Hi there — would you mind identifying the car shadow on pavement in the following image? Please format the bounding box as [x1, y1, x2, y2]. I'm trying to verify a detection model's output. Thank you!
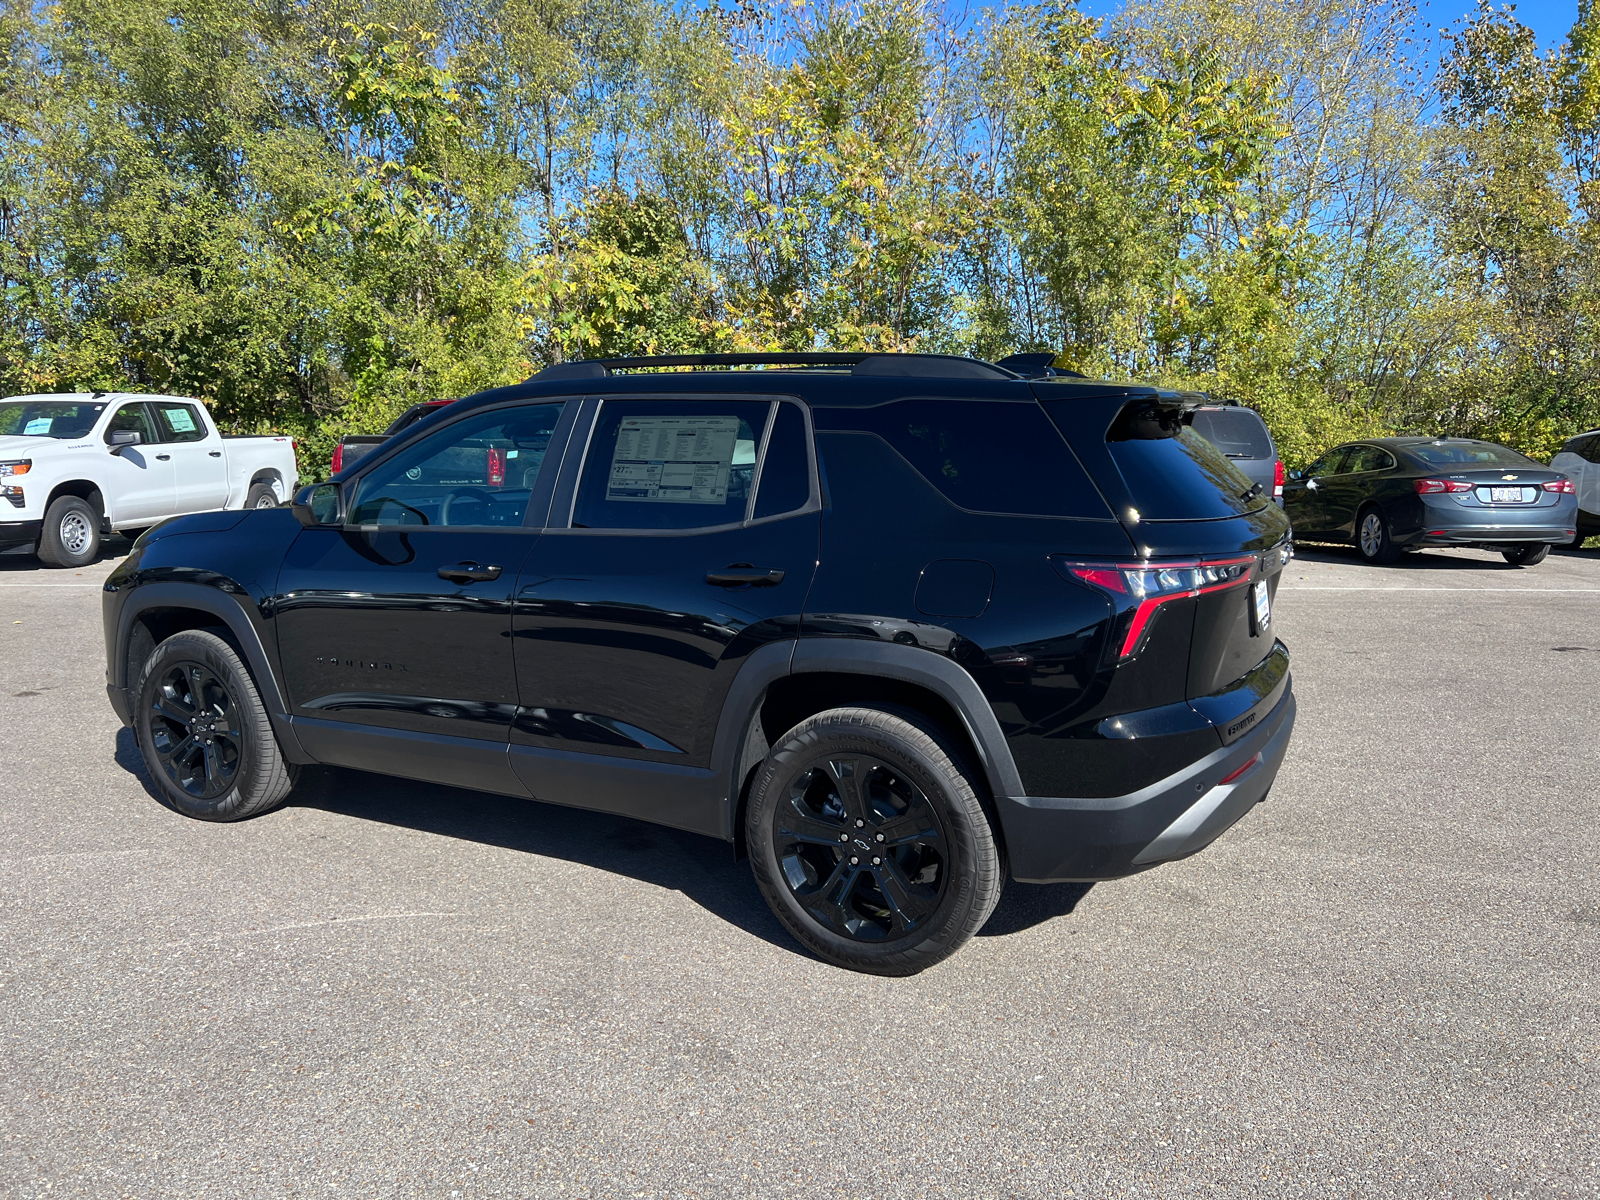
[1292, 544, 1586, 569]
[114, 729, 1091, 949]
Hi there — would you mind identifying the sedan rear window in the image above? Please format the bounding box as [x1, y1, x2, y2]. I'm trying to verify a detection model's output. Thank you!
[1407, 441, 1536, 467]
[1188, 408, 1273, 459]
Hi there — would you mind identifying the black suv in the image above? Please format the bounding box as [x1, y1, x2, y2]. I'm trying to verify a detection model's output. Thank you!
[102, 353, 1297, 975]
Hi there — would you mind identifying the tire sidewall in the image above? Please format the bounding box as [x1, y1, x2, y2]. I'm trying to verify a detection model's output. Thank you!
[136, 632, 268, 821]
[41, 496, 100, 568]
[747, 709, 995, 974]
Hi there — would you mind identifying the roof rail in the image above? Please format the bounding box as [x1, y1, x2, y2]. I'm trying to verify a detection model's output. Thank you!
[530, 352, 1015, 381]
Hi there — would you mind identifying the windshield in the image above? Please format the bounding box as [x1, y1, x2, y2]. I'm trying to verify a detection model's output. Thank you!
[1406, 441, 1536, 467]
[0, 399, 107, 439]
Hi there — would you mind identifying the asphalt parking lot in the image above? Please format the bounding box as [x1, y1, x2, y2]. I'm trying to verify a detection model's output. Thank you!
[1, 541, 1596, 1198]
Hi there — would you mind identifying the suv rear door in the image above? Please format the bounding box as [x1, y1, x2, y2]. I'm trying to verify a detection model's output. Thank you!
[508, 396, 820, 831]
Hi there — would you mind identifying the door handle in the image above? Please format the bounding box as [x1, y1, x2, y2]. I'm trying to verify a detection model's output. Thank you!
[208, 451, 221, 457]
[155, 453, 171, 461]
[1307, 479, 1319, 490]
[438, 562, 503, 583]
[705, 566, 785, 588]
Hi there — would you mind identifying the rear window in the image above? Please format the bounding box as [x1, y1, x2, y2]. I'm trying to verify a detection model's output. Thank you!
[1406, 441, 1536, 467]
[818, 398, 1108, 518]
[1099, 425, 1265, 520]
[1188, 408, 1273, 459]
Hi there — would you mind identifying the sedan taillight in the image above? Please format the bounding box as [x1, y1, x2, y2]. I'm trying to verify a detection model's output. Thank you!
[1273, 460, 1285, 499]
[1543, 477, 1576, 494]
[1414, 478, 1473, 494]
[1054, 555, 1256, 660]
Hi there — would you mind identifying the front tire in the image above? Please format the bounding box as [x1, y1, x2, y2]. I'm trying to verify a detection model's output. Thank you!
[135, 630, 299, 821]
[746, 706, 1003, 976]
[1356, 506, 1401, 564]
[37, 495, 101, 568]
[1502, 543, 1550, 566]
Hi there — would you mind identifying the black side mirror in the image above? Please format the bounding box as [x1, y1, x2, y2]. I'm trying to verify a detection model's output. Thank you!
[292, 482, 343, 528]
[1288, 469, 1303, 481]
[108, 429, 142, 455]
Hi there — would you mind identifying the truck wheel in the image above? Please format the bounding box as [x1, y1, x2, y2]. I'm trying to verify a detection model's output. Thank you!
[245, 482, 279, 509]
[37, 495, 101, 568]
[135, 630, 299, 821]
[746, 706, 1003, 976]
[1502, 543, 1550, 566]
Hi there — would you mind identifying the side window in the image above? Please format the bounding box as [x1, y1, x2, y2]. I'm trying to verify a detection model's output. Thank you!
[347, 402, 565, 527]
[571, 400, 772, 531]
[152, 402, 208, 444]
[103, 403, 157, 446]
[843, 398, 1108, 518]
[1345, 446, 1386, 473]
[1585, 437, 1600, 465]
[752, 401, 812, 519]
[1304, 448, 1350, 478]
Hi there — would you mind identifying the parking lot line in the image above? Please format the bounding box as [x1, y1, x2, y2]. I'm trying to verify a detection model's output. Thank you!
[1284, 586, 1600, 592]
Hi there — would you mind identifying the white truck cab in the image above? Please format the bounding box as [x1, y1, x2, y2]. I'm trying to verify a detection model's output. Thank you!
[1550, 430, 1600, 547]
[0, 392, 298, 567]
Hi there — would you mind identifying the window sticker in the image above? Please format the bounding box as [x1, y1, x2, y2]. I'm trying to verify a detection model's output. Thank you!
[607, 416, 741, 504]
[24, 418, 52, 435]
[162, 407, 197, 433]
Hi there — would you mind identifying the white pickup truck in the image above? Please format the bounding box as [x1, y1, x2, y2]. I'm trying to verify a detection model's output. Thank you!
[0, 392, 299, 568]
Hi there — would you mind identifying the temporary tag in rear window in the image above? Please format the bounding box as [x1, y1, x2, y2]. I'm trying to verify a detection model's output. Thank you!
[162, 407, 197, 433]
[608, 416, 740, 504]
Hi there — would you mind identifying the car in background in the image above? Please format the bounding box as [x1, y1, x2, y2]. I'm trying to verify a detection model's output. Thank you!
[1549, 429, 1600, 548]
[330, 398, 457, 474]
[1283, 437, 1577, 566]
[1187, 403, 1284, 507]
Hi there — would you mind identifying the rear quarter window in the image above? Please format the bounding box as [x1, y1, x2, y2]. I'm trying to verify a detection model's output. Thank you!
[814, 398, 1110, 519]
[1188, 408, 1274, 459]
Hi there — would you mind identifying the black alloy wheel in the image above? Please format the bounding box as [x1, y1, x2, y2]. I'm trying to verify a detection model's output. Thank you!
[148, 660, 244, 800]
[135, 630, 299, 821]
[1502, 543, 1550, 566]
[747, 706, 1003, 975]
[774, 753, 947, 941]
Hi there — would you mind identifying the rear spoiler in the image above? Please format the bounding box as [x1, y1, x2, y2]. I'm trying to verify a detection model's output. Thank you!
[1109, 390, 1210, 441]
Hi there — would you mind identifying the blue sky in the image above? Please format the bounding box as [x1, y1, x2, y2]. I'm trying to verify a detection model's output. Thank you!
[1074, 0, 1581, 52]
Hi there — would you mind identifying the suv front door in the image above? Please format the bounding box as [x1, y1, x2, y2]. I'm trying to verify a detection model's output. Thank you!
[509, 396, 820, 831]
[274, 400, 573, 793]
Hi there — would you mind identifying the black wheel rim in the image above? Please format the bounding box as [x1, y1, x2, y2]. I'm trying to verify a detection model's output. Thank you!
[147, 661, 244, 800]
[771, 753, 948, 942]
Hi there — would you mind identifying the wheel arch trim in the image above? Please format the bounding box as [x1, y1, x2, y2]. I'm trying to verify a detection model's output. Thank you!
[787, 638, 1024, 803]
[113, 581, 291, 718]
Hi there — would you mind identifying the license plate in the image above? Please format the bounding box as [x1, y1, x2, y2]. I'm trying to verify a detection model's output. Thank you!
[1252, 582, 1271, 633]
[1486, 486, 1534, 503]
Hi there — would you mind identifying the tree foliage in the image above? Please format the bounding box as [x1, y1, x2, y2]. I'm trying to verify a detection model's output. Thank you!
[1, 0, 1596, 475]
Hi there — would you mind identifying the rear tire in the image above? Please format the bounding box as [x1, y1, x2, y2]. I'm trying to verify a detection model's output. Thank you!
[1356, 506, 1401, 564]
[37, 495, 101, 568]
[135, 630, 299, 821]
[1502, 543, 1550, 567]
[245, 482, 279, 509]
[746, 705, 1003, 976]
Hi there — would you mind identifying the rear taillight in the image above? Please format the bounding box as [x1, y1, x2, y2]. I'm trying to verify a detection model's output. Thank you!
[1272, 460, 1285, 499]
[330, 444, 344, 474]
[1054, 555, 1256, 660]
[487, 447, 506, 487]
[1414, 478, 1472, 494]
[1543, 477, 1576, 494]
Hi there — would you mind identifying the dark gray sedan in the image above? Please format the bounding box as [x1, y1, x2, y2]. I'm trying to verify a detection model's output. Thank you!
[1284, 437, 1578, 565]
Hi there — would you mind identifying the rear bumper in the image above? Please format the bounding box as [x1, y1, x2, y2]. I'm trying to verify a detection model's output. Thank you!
[0, 519, 42, 550]
[1413, 525, 1574, 547]
[1405, 495, 1576, 546]
[999, 676, 1295, 883]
